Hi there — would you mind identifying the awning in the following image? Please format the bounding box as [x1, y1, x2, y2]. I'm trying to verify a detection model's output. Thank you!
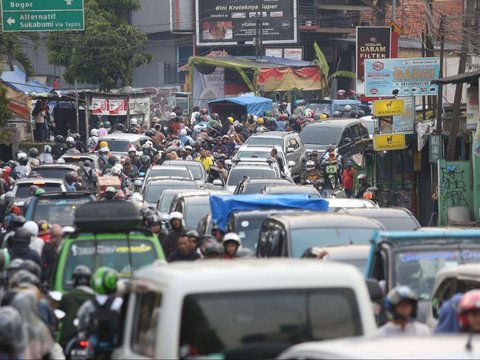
[208, 96, 272, 116]
[1, 65, 52, 93]
[431, 70, 480, 85]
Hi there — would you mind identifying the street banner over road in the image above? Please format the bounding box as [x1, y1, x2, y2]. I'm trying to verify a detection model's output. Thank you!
[365, 57, 440, 97]
[1, 0, 85, 31]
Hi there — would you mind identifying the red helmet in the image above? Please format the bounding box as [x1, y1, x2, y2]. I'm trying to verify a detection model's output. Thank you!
[458, 290, 480, 330]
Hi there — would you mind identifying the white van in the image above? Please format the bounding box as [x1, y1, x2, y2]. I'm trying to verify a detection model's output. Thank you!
[113, 259, 377, 359]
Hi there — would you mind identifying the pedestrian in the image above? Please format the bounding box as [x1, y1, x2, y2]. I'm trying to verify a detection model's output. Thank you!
[342, 160, 354, 198]
[429, 188, 439, 226]
[376, 286, 430, 336]
[167, 232, 200, 262]
[32, 100, 47, 142]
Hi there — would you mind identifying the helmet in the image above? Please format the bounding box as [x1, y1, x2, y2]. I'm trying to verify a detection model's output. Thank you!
[19, 260, 41, 279]
[72, 265, 92, 287]
[105, 186, 116, 194]
[17, 152, 28, 164]
[357, 174, 367, 181]
[130, 118, 138, 125]
[103, 121, 111, 128]
[0, 306, 26, 354]
[99, 141, 108, 149]
[384, 286, 418, 320]
[458, 290, 480, 330]
[304, 109, 313, 118]
[306, 160, 315, 171]
[0, 249, 10, 272]
[186, 229, 199, 240]
[111, 166, 121, 176]
[142, 140, 153, 149]
[8, 269, 41, 289]
[169, 212, 183, 221]
[223, 232, 241, 246]
[169, 112, 177, 119]
[55, 135, 64, 143]
[203, 242, 224, 256]
[257, 117, 264, 125]
[37, 220, 50, 235]
[344, 105, 352, 112]
[332, 110, 342, 118]
[28, 148, 39, 158]
[83, 160, 92, 167]
[278, 114, 287, 120]
[337, 89, 346, 96]
[91, 267, 118, 295]
[65, 171, 76, 183]
[90, 128, 98, 136]
[12, 216, 26, 229]
[23, 221, 38, 237]
[140, 155, 151, 167]
[179, 128, 187, 136]
[66, 136, 75, 146]
[227, 117, 234, 124]
[43, 144, 52, 153]
[34, 188, 46, 196]
[320, 113, 328, 120]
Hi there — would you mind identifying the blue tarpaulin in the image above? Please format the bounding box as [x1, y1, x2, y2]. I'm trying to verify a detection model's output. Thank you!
[210, 194, 329, 232]
[208, 96, 272, 117]
[1, 65, 52, 94]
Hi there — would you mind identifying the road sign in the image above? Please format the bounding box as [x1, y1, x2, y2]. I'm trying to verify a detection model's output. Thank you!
[1, 0, 84, 31]
[373, 98, 405, 117]
[373, 133, 406, 151]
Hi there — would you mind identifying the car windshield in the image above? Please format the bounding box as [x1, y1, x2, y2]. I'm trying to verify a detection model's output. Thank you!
[234, 216, 266, 251]
[227, 168, 277, 186]
[393, 247, 480, 300]
[179, 288, 362, 359]
[145, 182, 197, 203]
[290, 228, 378, 258]
[35, 168, 72, 180]
[184, 199, 211, 229]
[63, 238, 158, 290]
[334, 104, 360, 112]
[147, 168, 193, 181]
[32, 197, 93, 227]
[246, 137, 283, 148]
[105, 140, 130, 153]
[308, 103, 330, 114]
[15, 183, 63, 198]
[238, 150, 273, 159]
[374, 216, 419, 231]
[299, 126, 343, 145]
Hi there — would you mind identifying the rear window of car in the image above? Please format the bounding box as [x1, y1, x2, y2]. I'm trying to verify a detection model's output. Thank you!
[145, 182, 198, 203]
[105, 140, 130, 153]
[179, 288, 362, 359]
[146, 168, 193, 181]
[227, 168, 278, 186]
[246, 137, 283, 148]
[374, 216, 419, 231]
[15, 183, 63, 198]
[62, 238, 158, 290]
[35, 168, 72, 180]
[299, 126, 343, 145]
[32, 197, 93, 227]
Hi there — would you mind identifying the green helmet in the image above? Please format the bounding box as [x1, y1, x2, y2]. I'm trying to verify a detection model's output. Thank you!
[34, 188, 46, 197]
[91, 267, 118, 295]
[0, 249, 10, 272]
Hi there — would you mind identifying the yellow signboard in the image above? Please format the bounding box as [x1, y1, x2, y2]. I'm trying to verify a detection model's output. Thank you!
[373, 133, 407, 151]
[373, 99, 405, 117]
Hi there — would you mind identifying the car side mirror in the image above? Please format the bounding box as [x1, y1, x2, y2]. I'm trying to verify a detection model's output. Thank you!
[287, 147, 295, 154]
[225, 159, 232, 166]
[288, 160, 296, 168]
[365, 278, 383, 304]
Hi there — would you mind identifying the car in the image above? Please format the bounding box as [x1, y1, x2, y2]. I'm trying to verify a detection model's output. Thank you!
[24, 191, 96, 227]
[232, 145, 294, 179]
[12, 178, 67, 208]
[143, 165, 194, 190]
[51, 201, 165, 293]
[169, 190, 228, 230]
[299, 119, 370, 160]
[306, 99, 363, 118]
[142, 177, 199, 209]
[233, 177, 294, 195]
[244, 131, 305, 177]
[257, 213, 385, 258]
[336, 207, 420, 231]
[226, 162, 282, 193]
[156, 189, 201, 217]
[427, 264, 480, 329]
[301, 245, 370, 273]
[100, 133, 151, 157]
[277, 335, 480, 359]
[59, 153, 99, 170]
[34, 164, 79, 180]
[160, 160, 207, 184]
[262, 184, 321, 197]
[366, 229, 480, 323]
[326, 198, 378, 211]
[113, 259, 377, 359]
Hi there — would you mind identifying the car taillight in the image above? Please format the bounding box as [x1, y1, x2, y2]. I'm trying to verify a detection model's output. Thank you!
[79, 341, 89, 348]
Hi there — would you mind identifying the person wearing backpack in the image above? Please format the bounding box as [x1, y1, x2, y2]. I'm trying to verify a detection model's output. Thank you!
[76, 267, 123, 359]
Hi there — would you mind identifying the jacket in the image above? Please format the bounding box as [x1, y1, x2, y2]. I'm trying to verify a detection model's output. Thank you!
[167, 250, 200, 262]
[9, 240, 41, 266]
[161, 227, 183, 257]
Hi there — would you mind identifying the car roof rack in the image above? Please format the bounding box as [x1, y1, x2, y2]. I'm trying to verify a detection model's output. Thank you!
[74, 201, 143, 232]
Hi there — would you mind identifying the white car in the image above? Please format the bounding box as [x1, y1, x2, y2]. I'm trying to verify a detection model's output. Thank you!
[233, 145, 295, 179]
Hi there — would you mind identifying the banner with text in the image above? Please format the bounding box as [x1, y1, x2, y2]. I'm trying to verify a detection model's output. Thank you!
[356, 26, 391, 81]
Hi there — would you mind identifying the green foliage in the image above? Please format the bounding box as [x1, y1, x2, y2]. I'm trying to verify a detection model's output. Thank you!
[329, 70, 356, 79]
[0, 85, 11, 128]
[47, 0, 152, 91]
[0, 30, 36, 78]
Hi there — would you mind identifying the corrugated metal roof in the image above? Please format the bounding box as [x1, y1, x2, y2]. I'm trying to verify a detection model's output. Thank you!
[431, 70, 480, 85]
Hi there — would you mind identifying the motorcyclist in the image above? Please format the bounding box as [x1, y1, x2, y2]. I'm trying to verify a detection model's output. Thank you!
[87, 129, 99, 152]
[301, 160, 322, 184]
[376, 286, 430, 336]
[324, 151, 340, 189]
[255, 117, 268, 133]
[13, 153, 30, 179]
[355, 174, 371, 199]
[167, 231, 200, 262]
[457, 290, 480, 333]
[65, 136, 80, 154]
[81, 160, 98, 192]
[222, 232, 241, 259]
[162, 212, 184, 258]
[52, 135, 66, 160]
[364, 186, 379, 204]
[8, 227, 41, 266]
[39, 145, 54, 164]
[58, 265, 94, 349]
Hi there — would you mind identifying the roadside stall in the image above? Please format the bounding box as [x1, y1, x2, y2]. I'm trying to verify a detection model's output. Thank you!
[208, 95, 272, 119]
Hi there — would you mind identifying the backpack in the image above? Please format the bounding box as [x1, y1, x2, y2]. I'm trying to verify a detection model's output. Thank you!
[86, 297, 121, 354]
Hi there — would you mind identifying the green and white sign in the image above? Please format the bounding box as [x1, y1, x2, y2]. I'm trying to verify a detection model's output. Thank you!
[1, 0, 84, 31]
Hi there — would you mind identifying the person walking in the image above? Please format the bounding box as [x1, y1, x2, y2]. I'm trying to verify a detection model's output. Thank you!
[342, 160, 354, 198]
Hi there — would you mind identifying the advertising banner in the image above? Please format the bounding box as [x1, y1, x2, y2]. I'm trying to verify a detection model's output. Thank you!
[364, 57, 440, 97]
[373, 133, 406, 151]
[373, 98, 404, 117]
[196, 0, 297, 46]
[91, 98, 127, 116]
[356, 26, 391, 81]
[392, 96, 415, 134]
[193, 67, 225, 108]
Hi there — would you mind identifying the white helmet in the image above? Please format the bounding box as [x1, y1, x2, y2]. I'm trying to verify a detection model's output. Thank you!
[142, 141, 153, 149]
[44, 145, 52, 153]
[169, 211, 183, 221]
[344, 105, 352, 112]
[17, 152, 28, 161]
[357, 174, 367, 181]
[130, 192, 144, 208]
[306, 160, 315, 170]
[130, 118, 138, 125]
[90, 129, 98, 137]
[179, 128, 187, 136]
[56, 158, 66, 164]
[223, 232, 241, 246]
[169, 112, 177, 119]
[111, 166, 121, 176]
[66, 136, 75, 145]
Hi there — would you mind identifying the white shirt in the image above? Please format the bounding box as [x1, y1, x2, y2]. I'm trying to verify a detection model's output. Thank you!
[376, 321, 431, 337]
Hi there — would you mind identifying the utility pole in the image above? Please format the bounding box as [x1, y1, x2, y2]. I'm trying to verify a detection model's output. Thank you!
[436, 15, 446, 134]
[446, 0, 476, 161]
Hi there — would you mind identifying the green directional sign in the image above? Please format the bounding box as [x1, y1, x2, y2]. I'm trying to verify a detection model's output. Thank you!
[1, 0, 84, 31]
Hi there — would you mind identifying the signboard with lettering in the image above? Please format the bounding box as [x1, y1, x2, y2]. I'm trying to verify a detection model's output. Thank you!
[373, 98, 404, 117]
[356, 26, 391, 81]
[373, 133, 407, 151]
[195, 0, 297, 46]
[365, 57, 440, 97]
[429, 135, 443, 164]
[1, 0, 84, 32]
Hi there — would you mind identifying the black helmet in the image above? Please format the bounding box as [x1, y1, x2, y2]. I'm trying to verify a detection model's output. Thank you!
[384, 286, 418, 321]
[8, 269, 40, 289]
[64, 171, 76, 183]
[72, 265, 92, 287]
[108, 156, 119, 166]
[83, 160, 92, 167]
[115, 123, 124, 132]
[28, 147, 39, 158]
[103, 121, 111, 128]
[148, 214, 161, 226]
[19, 260, 41, 279]
[186, 229, 199, 240]
[14, 228, 31, 243]
[55, 135, 64, 143]
[6, 258, 24, 279]
[140, 155, 151, 167]
[203, 242, 224, 256]
[12, 216, 26, 230]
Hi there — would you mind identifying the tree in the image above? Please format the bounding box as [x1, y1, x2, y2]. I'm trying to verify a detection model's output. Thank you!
[47, 0, 152, 91]
[313, 42, 356, 99]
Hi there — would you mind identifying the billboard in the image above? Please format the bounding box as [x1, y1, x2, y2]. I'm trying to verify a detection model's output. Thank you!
[364, 57, 440, 97]
[196, 0, 297, 46]
[356, 26, 391, 81]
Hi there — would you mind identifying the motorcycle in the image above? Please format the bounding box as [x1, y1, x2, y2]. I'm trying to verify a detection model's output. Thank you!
[325, 159, 339, 190]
